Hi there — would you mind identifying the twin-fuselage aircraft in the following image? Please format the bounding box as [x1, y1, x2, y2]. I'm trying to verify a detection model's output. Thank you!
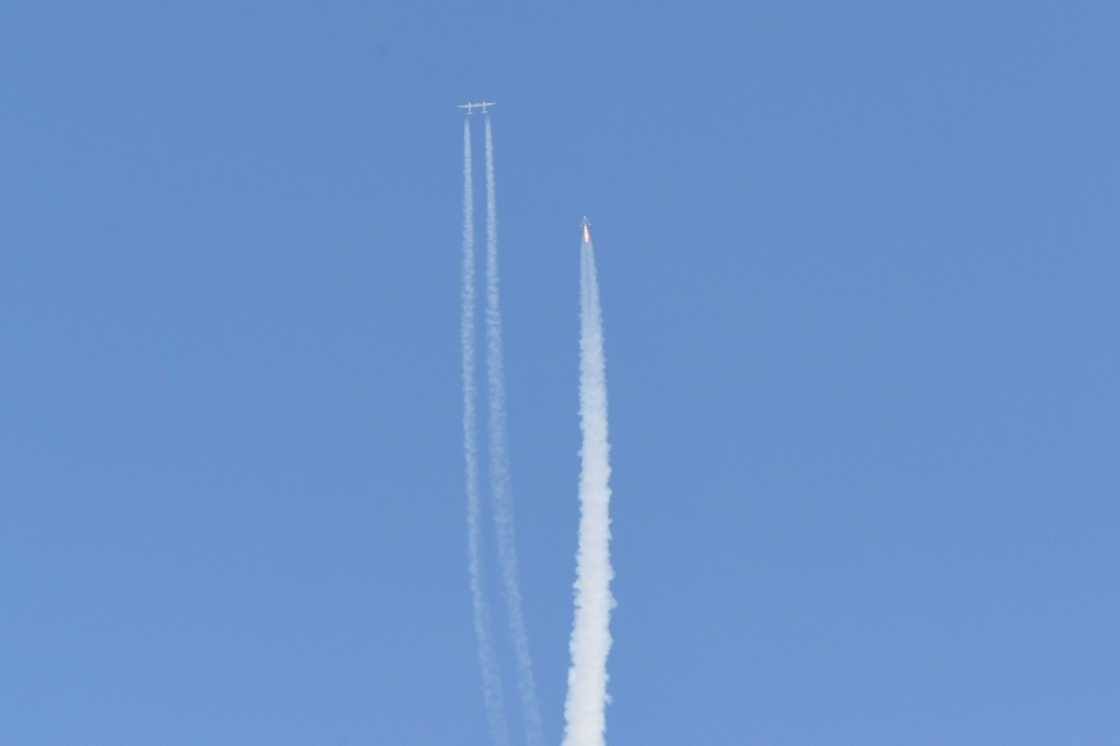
[458, 101, 495, 115]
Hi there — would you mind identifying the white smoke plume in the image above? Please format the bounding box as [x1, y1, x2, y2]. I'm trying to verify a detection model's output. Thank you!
[461, 116, 510, 746]
[483, 115, 546, 746]
[562, 228, 615, 746]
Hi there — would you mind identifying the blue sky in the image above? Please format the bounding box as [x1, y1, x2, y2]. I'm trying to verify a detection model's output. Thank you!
[3, 1, 1118, 744]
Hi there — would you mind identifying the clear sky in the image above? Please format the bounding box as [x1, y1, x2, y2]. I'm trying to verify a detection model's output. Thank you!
[3, 1, 1118, 744]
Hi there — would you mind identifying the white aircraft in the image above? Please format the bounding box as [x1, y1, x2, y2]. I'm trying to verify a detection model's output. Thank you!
[458, 101, 495, 115]
[582, 216, 591, 243]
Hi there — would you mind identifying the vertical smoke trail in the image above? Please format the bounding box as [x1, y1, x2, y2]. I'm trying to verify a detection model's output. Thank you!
[562, 226, 615, 746]
[483, 115, 546, 746]
[462, 116, 510, 746]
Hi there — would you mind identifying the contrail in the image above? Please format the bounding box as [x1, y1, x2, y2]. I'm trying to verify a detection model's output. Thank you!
[461, 115, 510, 746]
[562, 223, 615, 746]
[483, 115, 546, 746]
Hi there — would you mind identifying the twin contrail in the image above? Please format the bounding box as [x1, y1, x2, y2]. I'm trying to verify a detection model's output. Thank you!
[461, 116, 510, 746]
[462, 112, 545, 746]
[483, 117, 546, 746]
[562, 226, 615, 746]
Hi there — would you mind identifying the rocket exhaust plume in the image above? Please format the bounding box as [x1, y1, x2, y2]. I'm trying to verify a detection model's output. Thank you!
[562, 223, 615, 746]
[461, 116, 510, 746]
[483, 115, 546, 746]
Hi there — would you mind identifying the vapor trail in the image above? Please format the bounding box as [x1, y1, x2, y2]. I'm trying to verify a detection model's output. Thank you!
[462, 116, 510, 746]
[562, 227, 615, 746]
[483, 115, 546, 746]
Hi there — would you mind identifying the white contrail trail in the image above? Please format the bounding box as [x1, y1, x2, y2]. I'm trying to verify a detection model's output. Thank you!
[461, 115, 510, 746]
[483, 115, 546, 746]
[562, 225, 615, 746]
